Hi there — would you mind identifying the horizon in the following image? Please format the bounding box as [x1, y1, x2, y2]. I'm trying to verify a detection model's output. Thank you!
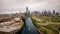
[0, 0, 60, 14]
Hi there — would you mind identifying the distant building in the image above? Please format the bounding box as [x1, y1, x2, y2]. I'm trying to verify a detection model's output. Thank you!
[59, 12, 60, 16]
[34, 11, 40, 16]
[52, 10, 56, 16]
[26, 7, 28, 13]
[53, 10, 55, 14]
[55, 12, 59, 16]
[47, 10, 51, 16]
[44, 10, 48, 16]
[25, 6, 30, 17]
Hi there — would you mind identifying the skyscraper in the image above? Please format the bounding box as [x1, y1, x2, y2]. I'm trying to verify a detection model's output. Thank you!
[26, 6, 29, 15]
[53, 10, 55, 14]
[26, 6, 30, 17]
[26, 6, 28, 12]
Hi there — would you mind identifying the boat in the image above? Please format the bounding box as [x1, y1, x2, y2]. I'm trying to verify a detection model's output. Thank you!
[28, 28, 30, 31]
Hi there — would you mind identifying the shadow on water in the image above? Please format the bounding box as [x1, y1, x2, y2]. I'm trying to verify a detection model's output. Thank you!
[15, 23, 26, 34]
[15, 17, 26, 34]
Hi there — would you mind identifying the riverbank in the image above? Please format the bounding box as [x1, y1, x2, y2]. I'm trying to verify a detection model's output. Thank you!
[31, 16, 59, 34]
[31, 17, 42, 34]
[0, 17, 24, 34]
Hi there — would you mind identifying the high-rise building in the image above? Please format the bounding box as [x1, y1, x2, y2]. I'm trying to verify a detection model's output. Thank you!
[53, 10, 55, 14]
[44, 10, 47, 16]
[48, 10, 51, 15]
[56, 12, 59, 16]
[26, 6, 28, 12]
[25, 6, 30, 17]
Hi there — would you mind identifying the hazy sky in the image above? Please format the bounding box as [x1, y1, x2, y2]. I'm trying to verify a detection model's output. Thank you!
[0, 0, 60, 14]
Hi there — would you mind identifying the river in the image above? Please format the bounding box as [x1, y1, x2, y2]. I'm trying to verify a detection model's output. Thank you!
[21, 17, 39, 34]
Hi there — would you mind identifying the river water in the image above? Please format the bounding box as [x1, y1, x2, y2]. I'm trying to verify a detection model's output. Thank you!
[21, 17, 39, 34]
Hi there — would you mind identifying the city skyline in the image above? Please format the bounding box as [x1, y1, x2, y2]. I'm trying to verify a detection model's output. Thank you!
[0, 0, 60, 14]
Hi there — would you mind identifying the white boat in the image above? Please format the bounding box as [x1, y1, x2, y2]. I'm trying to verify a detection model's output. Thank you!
[28, 28, 30, 31]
